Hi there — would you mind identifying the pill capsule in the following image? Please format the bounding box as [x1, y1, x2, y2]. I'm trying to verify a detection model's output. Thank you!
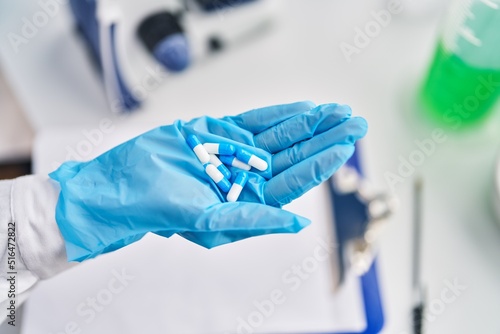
[219, 155, 251, 171]
[205, 164, 231, 192]
[186, 135, 210, 164]
[227, 171, 249, 202]
[209, 154, 232, 179]
[203, 143, 236, 155]
[235, 148, 268, 171]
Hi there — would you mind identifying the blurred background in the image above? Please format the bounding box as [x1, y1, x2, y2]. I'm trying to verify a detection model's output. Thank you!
[1, 0, 500, 333]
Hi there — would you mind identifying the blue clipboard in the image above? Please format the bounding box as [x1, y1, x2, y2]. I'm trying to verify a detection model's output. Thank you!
[268, 144, 385, 334]
[328, 144, 384, 334]
[331, 261, 384, 334]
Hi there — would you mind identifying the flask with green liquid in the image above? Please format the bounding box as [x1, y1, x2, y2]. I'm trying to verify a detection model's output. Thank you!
[420, 0, 500, 128]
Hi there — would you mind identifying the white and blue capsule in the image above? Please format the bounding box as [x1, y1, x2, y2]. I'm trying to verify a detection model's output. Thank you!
[227, 171, 249, 202]
[235, 148, 268, 171]
[209, 154, 232, 180]
[204, 163, 231, 192]
[203, 143, 236, 155]
[219, 155, 251, 171]
[186, 135, 210, 164]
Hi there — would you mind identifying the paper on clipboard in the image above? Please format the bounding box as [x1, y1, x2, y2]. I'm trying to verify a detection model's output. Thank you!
[142, 185, 367, 334]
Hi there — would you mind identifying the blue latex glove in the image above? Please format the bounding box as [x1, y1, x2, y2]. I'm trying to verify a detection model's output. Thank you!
[50, 101, 367, 261]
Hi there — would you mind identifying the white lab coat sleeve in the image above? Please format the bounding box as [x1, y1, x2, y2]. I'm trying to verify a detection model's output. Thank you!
[0, 175, 74, 324]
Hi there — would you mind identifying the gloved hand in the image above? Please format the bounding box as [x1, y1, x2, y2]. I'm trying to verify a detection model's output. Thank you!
[50, 101, 367, 261]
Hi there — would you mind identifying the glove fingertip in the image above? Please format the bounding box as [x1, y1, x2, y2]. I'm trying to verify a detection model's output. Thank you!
[336, 144, 357, 161]
[300, 100, 317, 109]
[317, 103, 352, 117]
[338, 104, 353, 116]
[350, 116, 368, 134]
[340, 118, 368, 145]
[293, 213, 312, 231]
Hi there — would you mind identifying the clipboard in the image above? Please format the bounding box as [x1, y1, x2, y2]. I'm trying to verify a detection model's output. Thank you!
[326, 144, 385, 334]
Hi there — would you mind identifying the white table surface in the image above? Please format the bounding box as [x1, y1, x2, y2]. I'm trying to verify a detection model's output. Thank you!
[2, 0, 500, 333]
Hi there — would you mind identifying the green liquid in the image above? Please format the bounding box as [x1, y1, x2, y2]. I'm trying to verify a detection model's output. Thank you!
[420, 42, 500, 128]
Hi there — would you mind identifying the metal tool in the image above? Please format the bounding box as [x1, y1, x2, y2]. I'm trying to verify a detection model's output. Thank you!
[412, 177, 425, 334]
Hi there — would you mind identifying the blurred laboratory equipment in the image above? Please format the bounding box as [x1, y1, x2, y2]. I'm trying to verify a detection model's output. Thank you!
[69, 0, 278, 113]
[493, 153, 500, 225]
[420, 0, 500, 127]
[0, 66, 33, 167]
[397, 0, 449, 18]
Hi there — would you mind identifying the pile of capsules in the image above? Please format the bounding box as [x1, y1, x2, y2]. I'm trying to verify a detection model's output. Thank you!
[186, 135, 268, 202]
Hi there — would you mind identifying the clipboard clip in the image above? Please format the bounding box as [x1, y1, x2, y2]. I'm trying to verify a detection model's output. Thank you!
[330, 154, 398, 281]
